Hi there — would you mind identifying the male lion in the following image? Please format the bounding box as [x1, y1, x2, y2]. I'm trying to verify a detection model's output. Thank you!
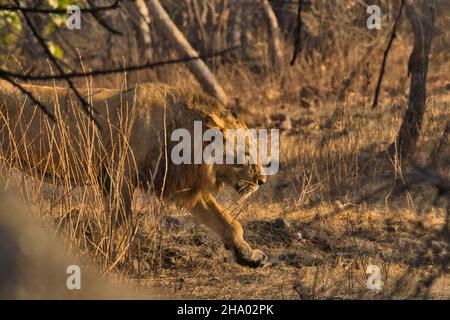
[0, 81, 268, 268]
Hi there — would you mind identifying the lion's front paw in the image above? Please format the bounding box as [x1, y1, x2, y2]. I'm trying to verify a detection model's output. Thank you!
[232, 246, 268, 268]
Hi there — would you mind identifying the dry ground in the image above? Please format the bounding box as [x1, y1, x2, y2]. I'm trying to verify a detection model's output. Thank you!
[2, 84, 449, 299]
[120, 93, 450, 300]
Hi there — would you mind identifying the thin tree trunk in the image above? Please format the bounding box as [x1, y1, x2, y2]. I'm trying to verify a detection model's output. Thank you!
[210, 0, 228, 53]
[226, 0, 242, 61]
[146, 0, 229, 105]
[134, 0, 153, 62]
[260, 0, 283, 69]
[240, 2, 250, 60]
[390, 0, 437, 160]
[191, 0, 208, 54]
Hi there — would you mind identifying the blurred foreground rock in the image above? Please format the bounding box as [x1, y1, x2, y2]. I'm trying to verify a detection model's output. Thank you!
[0, 189, 153, 299]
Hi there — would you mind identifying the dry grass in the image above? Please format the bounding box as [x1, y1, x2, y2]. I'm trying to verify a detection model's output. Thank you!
[1, 5, 450, 299]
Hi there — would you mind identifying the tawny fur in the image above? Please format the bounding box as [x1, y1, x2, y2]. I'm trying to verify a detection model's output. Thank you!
[0, 81, 268, 267]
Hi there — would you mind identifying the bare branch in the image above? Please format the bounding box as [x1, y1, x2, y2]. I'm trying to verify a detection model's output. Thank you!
[0, 1, 121, 14]
[0, 46, 239, 81]
[13, 0, 100, 129]
[372, 0, 405, 109]
[86, 0, 122, 35]
[0, 75, 56, 122]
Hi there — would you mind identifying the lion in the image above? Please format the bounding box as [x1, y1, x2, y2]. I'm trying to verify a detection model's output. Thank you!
[0, 80, 268, 268]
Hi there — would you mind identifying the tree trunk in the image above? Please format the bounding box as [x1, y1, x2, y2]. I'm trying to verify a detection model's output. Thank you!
[226, 0, 242, 61]
[210, 0, 228, 57]
[146, 0, 229, 105]
[260, 0, 283, 69]
[240, 2, 250, 60]
[390, 0, 437, 160]
[134, 0, 154, 62]
[190, 0, 208, 54]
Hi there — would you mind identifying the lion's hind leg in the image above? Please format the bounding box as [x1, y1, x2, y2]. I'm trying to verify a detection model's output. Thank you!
[188, 195, 268, 268]
[98, 168, 135, 229]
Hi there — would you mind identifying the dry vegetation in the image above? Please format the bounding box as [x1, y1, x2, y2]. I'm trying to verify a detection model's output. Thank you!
[1, 0, 449, 299]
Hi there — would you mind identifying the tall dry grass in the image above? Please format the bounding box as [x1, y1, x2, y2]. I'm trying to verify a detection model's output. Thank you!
[0, 78, 171, 280]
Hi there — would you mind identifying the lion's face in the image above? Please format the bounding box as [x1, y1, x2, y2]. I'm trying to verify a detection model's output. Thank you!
[203, 111, 268, 198]
[216, 161, 266, 198]
[214, 122, 267, 198]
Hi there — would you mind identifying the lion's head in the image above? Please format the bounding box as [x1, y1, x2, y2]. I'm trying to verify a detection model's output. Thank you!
[204, 112, 267, 199]
[149, 89, 269, 204]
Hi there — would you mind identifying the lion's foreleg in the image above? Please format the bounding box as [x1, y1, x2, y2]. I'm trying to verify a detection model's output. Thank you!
[189, 195, 267, 268]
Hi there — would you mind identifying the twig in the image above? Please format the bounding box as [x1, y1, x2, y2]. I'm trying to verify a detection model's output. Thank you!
[86, 0, 122, 35]
[0, 75, 56, 122]
[371, 0, 405, 109]
[0, 46, 240, 81]
[0, 1, 121, 14]
[14, 0, 100, 129]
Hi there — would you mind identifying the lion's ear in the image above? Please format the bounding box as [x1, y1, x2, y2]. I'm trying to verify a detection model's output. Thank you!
[206, 113, 226, 130]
